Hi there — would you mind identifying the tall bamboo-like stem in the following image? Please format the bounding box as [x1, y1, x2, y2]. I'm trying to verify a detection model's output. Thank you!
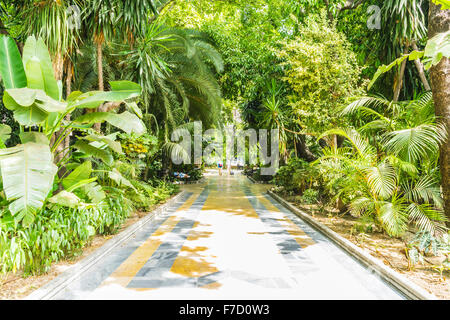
[393, 45, 409, 102]
[411, 42, 431, 91]
[93, 39, 104, 132]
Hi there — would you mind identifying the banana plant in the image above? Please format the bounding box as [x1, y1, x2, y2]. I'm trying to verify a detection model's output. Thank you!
[0, 35, 145, 225]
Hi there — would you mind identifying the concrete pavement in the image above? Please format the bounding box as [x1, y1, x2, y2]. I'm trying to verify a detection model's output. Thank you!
[47, 171, 404, 299]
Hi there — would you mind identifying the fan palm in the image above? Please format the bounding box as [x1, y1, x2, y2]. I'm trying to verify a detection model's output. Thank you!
[122, 24, 223, 141]
[317, 128, 447, 237]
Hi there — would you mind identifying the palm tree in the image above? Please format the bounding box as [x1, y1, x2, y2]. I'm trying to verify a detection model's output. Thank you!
[82, 0, 158, 131]
[122, 25, 223, 141]
[327, 93, 448, 235]
[317, 127, 447, 237]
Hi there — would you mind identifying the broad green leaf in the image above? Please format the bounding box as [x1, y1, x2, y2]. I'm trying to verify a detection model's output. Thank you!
[83, 134, 123, 154]
[22, 36, 59, 100]
[74, 111, 146, 136]
[62, 160, 92, 190]
[34, 90, 67, 113]
[424, 31, 450, 70]
[109, 80, 142, 94]
[67, 91, 83, 102]
[0, 35, 27, 89]
[83, 182, 106, 204]
[109, 168, 137, 191]
[19, 132, 49, 144]
[66, 177, 98, 193]
[71, 81, 141, 109]
[48, 190, 81, 208]
[126, 101, 143, 119]
[4, 88, 37, 106]
[5, 88, 66, 113]
[25, 58, 45, 91]
[11, 104, 48, 126]
[0, 124, 11, 144]
[73, 140, 113, 165]
[0, 142, 57, 218]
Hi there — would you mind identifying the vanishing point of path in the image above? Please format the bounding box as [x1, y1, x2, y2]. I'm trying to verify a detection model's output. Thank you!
[48, 171, 405, 299]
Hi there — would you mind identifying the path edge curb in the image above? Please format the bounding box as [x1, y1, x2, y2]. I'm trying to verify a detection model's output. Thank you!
[24, 191, 187, 300]
[266, 190, 438, 300]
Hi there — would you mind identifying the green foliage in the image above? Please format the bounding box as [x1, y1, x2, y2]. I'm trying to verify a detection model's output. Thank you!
[315, 93, 447, 237]
[273, 158, 321, 196]
[276, 12, 364, 135]
[301, 189, 319, 205]
[0, 188, 130, 274]
[407, 231, 450, 269]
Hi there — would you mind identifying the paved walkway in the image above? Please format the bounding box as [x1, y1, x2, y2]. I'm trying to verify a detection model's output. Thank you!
[52, 171, 404, 299]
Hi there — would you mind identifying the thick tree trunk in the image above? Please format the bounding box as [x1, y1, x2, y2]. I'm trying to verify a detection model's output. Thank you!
[428, 2, 450, 223]
[52, 53, 65, 168]
[393, 45, 409, 102]
[93, 41, 104, 132]
[52, 52, 64, 82]
[411, 42, 432, 91]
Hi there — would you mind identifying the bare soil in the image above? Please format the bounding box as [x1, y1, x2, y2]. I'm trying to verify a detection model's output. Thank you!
[0, 200, 171, 300]
[280, 193, 450, 300]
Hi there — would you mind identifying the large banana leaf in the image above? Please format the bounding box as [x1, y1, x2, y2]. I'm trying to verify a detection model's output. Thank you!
[74, 111, 146, 136]
[3, 90, 48, 126]
[109, 168, 137, 191]
[0, 124, 11, 147]
[4, 88, 67, 112]
[22, 36, 59, 100]
[83, 182, 106, 204]
[19, 132, 49, 144]
[48, 190, 81, 208]
[62, 160, 93, 190]
[82, 134, 123, 154]
[71, 81, 142, 109]
[0, 142, 57, 224]
[73, 140, 113, 165]
[0, 35, 27, 89]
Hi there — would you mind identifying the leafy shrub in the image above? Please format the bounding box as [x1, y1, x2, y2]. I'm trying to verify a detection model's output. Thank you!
[273, 158, 321, 195]
[407, 231, 449, 269]
[0, 180, 176, 275]
[301, 189, 319, 204]
[276, 11, 364, 135]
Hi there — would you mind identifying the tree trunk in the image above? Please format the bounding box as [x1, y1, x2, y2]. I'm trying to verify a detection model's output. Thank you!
[52, 52, 64, 82]
[428, 2, 450, 223]
[93, 41, 104, 132]
[393, 45, 409, 102]
[411, 42, 432, 91]
[52, 53, 65, 167]
[295, 135, 317, 162]
[63, 61, 73, 156]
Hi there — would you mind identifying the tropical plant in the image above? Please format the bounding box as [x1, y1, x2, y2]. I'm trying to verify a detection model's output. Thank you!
[0, 35, 144, 225]
[316, 93, 448, 237]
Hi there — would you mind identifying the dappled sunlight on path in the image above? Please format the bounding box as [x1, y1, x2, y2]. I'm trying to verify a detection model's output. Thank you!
[51, 171, 404, 300]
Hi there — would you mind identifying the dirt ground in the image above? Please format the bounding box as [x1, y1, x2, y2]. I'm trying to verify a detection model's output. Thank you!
[0, 202, 167, 300]
[280, 194, 450, 300]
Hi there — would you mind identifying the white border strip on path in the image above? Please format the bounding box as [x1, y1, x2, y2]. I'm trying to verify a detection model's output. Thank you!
[24, 191, 187, 300]
[266, 189, 438, 300]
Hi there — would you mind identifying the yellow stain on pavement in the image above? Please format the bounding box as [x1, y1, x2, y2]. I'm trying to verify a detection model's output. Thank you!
[99, 193, 199, 288]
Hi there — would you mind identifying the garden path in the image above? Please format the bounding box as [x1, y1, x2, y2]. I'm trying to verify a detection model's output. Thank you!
[49, 171, 404, 299]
